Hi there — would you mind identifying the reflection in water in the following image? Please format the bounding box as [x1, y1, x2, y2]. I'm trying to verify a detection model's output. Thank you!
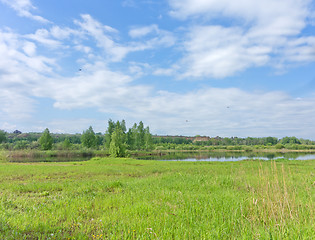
[137, 152, 315, 161]
[6, 151, 315, 162]
[8, 156, 92, 163]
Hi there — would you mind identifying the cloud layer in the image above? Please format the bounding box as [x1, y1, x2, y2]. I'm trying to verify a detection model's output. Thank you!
[169, 0, 315, 78]
[0, 0, 50, 23]
[0, 1, 315, 138]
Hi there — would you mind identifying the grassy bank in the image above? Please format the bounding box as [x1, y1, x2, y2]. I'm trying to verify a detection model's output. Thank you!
[0, 158, 314, 239]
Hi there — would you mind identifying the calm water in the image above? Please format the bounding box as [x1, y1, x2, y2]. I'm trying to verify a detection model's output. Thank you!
[7, 152, 315, 162]
[7, 156, 92, 163]
[137, 152, 315, 162]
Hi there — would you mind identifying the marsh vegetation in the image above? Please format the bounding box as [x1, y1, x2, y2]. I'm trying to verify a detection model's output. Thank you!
[0, 158, 314, 239]
[1, 121, 315, 239]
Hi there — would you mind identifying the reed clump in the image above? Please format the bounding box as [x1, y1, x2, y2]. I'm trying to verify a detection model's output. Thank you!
[0, 151, 7, 162]
[244, 160, 314, 237]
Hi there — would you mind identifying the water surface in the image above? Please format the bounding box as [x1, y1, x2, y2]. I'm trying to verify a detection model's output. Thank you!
[137, 152, 315, 162]
[6, 151, 315, 163]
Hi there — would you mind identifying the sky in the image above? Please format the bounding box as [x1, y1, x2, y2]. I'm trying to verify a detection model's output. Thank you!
[0, 0, 315, 139]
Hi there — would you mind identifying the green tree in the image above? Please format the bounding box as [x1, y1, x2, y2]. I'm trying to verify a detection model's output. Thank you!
[144, 126, 153, 150]
[137, 121, 145, 149]
[281, 136, 301, 145]
[105, 119, 151, 151]
[81, 126, 96, 149]
[126, 123, 138, 150]
[62, 138, 72, 149]
[105, 119, 127, 150]
[39, 128, 53, 150]
[95, 133, 104, 147]
[126, 128, 135, 150]
[105, 119, 116, 149]
[109, 128, 126, 157]
[116, 120, 126, 143]
[265, 137, 278, 145]
[0, 130, 7, 144]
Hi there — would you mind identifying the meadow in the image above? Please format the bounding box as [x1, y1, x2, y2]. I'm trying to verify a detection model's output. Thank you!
[0, 157, 314, 239]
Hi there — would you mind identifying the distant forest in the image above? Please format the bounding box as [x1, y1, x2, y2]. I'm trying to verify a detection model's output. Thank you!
[1, 120, 315, 152]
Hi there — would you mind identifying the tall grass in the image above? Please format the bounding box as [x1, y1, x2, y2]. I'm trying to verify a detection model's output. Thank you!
[0, 151, 6, 162]
[245, 161, 314, 238]
[0, 158, 314, 239]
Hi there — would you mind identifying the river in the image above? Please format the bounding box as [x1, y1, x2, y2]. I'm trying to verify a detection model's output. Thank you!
[137, 151, 315, 161]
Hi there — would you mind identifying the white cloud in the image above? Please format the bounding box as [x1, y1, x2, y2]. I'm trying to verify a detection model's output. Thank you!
[122, 0, 136, 8]
[22, 41, 36, 56]
[45, 79, 314, 138]
[73, 14, 127, 61]
[50, 26, 76, 40]
[1, 9, 315, 138]
[0, 29, 56, 121]
[169, 0, 310, 28]
[128, 88, 315, 138]
[0, 89, 35, 120]
[32, 118, 107, 134]
[153, 68, 175, 76]
[0, 122, 17, 131]
[128, 62, 151, 78]
[180, 25, 270, 78]
[0, 17, 175, 124]
[29, 61, 151, 112]
[75, 15, 175, 61]
[282, 36, 315, 63]
[0, 29, 55, 75]
[25, 29, 63, 48]
[129, 24, 159, 38]
[74, 45, 92, 54]
[0, 0, 50, 23]
[167, 0, 315, 78]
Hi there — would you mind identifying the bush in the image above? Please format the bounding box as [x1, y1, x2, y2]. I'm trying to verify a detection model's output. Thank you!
[155, 146, 165, 151]
[244, 146, 253, 152]
[275, 143, 285, 149]
[226, 145, 242, 150]
[13, 140, 30, 150]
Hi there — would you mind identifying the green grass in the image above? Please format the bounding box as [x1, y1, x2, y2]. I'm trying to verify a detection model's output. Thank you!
[0, 158, 314, 239]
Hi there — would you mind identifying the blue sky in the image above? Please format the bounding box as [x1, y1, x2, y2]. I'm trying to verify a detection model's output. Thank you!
[0, 0, 315, 139]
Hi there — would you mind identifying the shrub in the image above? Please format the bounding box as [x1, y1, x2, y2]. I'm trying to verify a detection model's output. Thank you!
[275, 143, 285, 149]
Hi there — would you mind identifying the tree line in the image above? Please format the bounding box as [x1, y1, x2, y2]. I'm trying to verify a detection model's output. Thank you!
[0, 120, 153, 157]
[1, 123, 315, 154]
[152, 135, 315, 146]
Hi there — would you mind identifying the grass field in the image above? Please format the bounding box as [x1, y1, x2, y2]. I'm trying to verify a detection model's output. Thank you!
[0, 157, 314, 239]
